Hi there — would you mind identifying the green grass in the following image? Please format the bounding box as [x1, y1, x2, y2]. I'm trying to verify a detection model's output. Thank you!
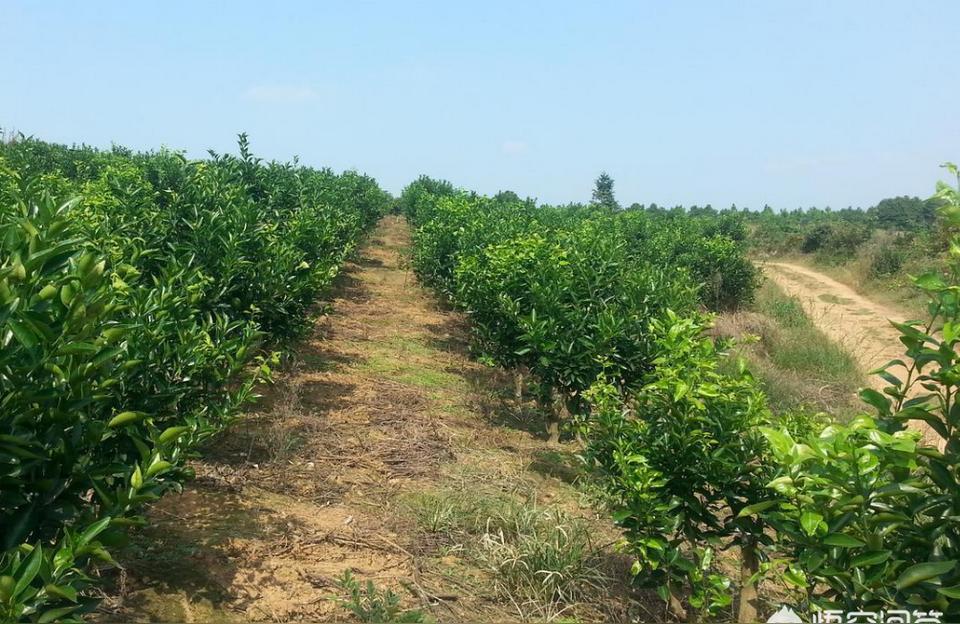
[335, 571, 432, 623]
[768, 333, 859, 380]
[756, 289, 809, 328]
[359, 353, 462, 389]
[401, 487, 607, 619]
[386, 335, 439, 357]
[722, 281, 864, 418]
[476, 507, 607, 620]
[756, 284, 860, 383]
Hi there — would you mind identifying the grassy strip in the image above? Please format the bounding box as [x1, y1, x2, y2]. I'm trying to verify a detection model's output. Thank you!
[717, 280, 863, 417]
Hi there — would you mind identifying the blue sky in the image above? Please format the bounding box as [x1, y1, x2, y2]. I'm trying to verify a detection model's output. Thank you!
[2, 1, 957, 209]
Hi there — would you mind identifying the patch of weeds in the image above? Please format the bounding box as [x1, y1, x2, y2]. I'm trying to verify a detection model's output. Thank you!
[477, 507, 608, 621]
[403, 489, 518, 535]
[335, 571, 433, 623]
[260, 422, 307, 461]
[216, 421, 306, 464]
[730, 281, 863, 415]
[360, 355, 461, 390]
[769, 330, 860, 379]
[528, 449, 581, 484]
[403, 488, 608, 620]
[757, 285, 809, 328]
[387, 335, 438, 358]
[756, 283, 861, 381]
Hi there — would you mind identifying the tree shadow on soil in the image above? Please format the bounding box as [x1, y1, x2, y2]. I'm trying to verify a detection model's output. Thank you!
[421, 316, 552, 441]
[97, 253, 384, 620]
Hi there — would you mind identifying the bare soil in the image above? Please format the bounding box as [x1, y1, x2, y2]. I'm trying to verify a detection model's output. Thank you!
[93, 216, 645, 623]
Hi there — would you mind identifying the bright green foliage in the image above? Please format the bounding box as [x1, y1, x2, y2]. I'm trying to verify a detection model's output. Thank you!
[580, 313, 772, 618]
[402, 178, 767, 618]
[750, 164, 960, 618]
[0, 135, 388, 621]
[755, 419, 932, 612]
[618, 210, 760, 309]
[404, 187, 700, 419]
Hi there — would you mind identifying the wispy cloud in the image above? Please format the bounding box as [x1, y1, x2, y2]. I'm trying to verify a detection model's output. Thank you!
[243, 84, 322, 104]
[501, 140, 527, 155]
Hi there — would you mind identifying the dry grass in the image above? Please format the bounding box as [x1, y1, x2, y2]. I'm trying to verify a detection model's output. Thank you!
[717, 280, 864, 417]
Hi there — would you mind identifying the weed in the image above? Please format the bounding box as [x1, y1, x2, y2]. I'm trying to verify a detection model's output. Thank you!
[335, 571, 432, 623]
[477, 508, 608, 620]
[756, 288, 810, 328]
[403, 488, 608, 619]
[360, 354, 461, 389]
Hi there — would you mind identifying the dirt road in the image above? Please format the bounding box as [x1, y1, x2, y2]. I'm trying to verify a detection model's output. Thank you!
[764, 261, 938, 444]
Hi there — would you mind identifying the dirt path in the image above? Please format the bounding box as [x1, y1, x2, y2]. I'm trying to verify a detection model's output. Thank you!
[95, 216, 637, 623]
[764, 261, 937, 444]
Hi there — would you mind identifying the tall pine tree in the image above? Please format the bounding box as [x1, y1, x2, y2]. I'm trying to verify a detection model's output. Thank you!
[591, 171, 620, 210]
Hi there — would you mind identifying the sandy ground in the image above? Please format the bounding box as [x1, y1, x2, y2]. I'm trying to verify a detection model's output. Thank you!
[763, 261, 938, 444]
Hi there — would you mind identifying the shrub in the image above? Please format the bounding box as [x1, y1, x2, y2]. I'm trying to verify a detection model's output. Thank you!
[868, 245, 904, 278]
[580, 313, 772, 621]
[0, 136, 388, 621]
[748, 165, 960, 619]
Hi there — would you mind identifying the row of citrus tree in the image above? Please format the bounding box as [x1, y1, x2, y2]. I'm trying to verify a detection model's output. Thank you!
[402, 173, 960, 622]
[0, 135, 390, 622]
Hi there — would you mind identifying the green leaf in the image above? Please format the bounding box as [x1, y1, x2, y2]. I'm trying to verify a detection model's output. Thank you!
[937, 584, 960, 599]
[13, 543, 42, 598]
[783, 567, 807, 588]
[896, 561, 956, 590]
[760, 427, 794, 458]
[655, 584, 670, 602]
[850, 550, 891, 568]
[44, 583, 78, 603]
[145, 459, 172, 478]
[822, 533, 865, 548]
[130, 465, 143, 490]
[7, 319, 38, 348]
[157, 426, 189, 445]
[859, 388, 891, 414]
[108, 411, 144, 428]
[914, 272, 946, 291]
[800, 511, 824, 537]
[77, 516, 112, 549]
[37, 605, 82, 623]
[736, 500, 778, 518]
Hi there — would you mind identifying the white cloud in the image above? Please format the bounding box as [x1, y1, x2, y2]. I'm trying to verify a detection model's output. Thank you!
[501, 140, 527, 155]
[243, 84, 321, 104]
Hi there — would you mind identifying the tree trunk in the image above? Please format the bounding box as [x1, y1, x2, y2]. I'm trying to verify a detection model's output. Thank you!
[737, 542, 760, 624]
[537, 386, 559, 443]
[514, 370, 524, 416]
[545, 387, 568, 444]
[546, 412, 561, 444]
[667, 588, 688, 622]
